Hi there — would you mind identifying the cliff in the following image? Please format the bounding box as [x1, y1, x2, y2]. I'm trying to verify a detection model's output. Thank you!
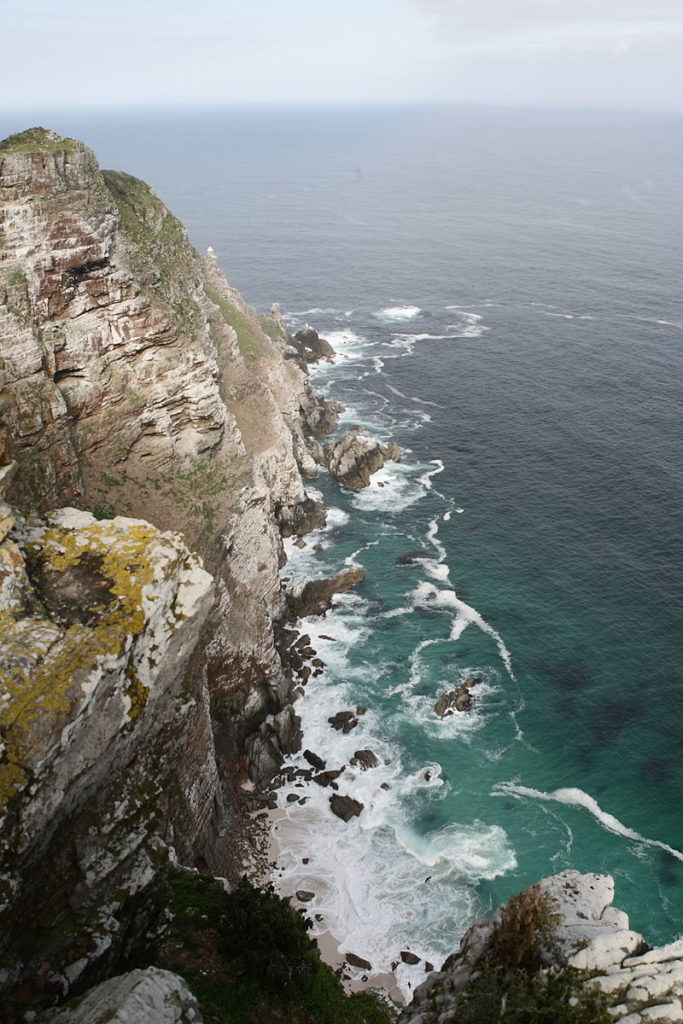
[0, 127, 341, 1018]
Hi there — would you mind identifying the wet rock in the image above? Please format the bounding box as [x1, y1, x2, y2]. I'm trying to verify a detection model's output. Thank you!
[425, 962, 434, 972]
[346, 953, 373, 970]
[401, 951, 421, 965]
[286, 793, 299, 803]
[288, 567, 364, 618]
[356, 706, 367, 716]
[329, 794, 364, 821]
[296, 890, 315, 903]
[303, 749, 326, 771]
[434, 679, 481, 717]
[351, 749, 379, 770]
[328, 711, 358, 733]
[313, 768, 345, 787]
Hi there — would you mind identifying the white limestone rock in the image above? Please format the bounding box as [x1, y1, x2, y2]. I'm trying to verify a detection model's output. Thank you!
[39, 968, 203, 1023]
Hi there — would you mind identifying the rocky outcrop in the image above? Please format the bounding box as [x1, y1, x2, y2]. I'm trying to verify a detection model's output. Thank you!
[324, 429, 400, 489]
[286, 566, 364, 618]
[292, 326, 335, 364]
[401, 871, 683, 1024]
[38, 968, 203, 1023]
[433, 677, 480, 716]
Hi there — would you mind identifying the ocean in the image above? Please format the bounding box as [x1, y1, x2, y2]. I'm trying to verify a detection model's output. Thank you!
[5, 104, 683, 995]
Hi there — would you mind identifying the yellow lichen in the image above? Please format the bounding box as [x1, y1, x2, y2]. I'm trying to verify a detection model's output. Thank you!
[0, 519, 170, 813]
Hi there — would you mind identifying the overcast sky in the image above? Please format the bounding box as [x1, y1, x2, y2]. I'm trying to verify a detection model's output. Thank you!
[3, 0, 683, 112]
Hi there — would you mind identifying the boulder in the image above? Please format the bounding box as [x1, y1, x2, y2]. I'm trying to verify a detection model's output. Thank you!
[303, 749, 326, 771]
[350, 749, 380, 770]
[346, 953, 373, 970]
[313, 768, 345, 787]
[39, 968, 203, 1023]
[328, 711, 359, 733]
[330, 794, 364, 821]
[401, 951, 421, 965]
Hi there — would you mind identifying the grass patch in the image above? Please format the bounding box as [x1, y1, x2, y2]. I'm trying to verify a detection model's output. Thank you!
[0, 127, 77, 154]
[157, 868, 397, 1024]
[205, 284, 267, 363]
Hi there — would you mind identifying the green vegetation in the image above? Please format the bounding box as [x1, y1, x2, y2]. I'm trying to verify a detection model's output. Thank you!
[93, 500, 115, 520]
[157, 868, 397, 1024]
[258, 315, 287, 343]
[0, 127, 77, 154]
[205, 284, 268, 363]
[439, 888, 612, 1024]
[102, 169, 202, 341]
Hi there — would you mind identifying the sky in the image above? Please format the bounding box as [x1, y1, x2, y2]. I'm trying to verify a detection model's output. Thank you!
[2, 0, 683, 113]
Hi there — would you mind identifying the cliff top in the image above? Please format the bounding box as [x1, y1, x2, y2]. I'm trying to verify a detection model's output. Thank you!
[0, 127, 78, 154]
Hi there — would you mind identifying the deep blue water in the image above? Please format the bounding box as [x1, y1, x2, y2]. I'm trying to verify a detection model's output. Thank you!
[4, 105, 682, 990]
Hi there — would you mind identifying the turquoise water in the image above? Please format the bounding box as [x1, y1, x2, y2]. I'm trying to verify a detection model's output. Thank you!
[4, 106, 681, 991]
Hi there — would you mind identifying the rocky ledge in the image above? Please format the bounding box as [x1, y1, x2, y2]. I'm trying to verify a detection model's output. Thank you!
[402, 870, 683, 1024]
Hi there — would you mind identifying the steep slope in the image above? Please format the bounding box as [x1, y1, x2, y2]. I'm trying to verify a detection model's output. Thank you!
[0, 127, 337, 1018]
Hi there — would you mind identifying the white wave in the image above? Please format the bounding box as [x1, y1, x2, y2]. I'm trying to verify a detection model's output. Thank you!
[375, 305, 421, 321]
[493, 783, 683, 862]
[412, 582, 514, 679]
[284, 307, 343, 317]
[344, 539, 380, 569]
[444, 307, 490, 338]
[351, 464, 427, 514]
[273, 639, 516, 999]
[384, 382, 441, 409]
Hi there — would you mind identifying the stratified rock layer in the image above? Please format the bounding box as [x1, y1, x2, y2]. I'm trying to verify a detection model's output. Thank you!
[0, 127, 336, 1017]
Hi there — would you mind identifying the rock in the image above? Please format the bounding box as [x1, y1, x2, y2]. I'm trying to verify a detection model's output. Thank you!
[328, 711, 359, 733]
[293, 326, 335, 364]
[346, 953, 373, 970]
[313, 769, 345, 787]
[434, 681, 477, 717]
[356, 706, 367, 715]
[401, 951, 421, 965]
[303, 749, 326, 771]
[325, 431, 387, 489]
[287, 567, 365, 618]
[38, 968, 203, 1022]
[350, 749, 380, 770]
[286, 793, 299, 803]
[296, 890, 315, 903]
[329, 794, 364, 821]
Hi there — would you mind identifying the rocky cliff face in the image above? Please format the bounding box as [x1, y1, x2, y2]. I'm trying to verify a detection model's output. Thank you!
[0, 128, 336, 1018]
